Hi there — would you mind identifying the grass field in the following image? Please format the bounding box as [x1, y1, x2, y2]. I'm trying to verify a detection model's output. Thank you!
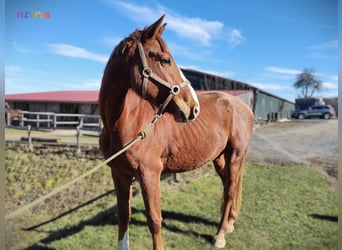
[5, 143, 337, 249]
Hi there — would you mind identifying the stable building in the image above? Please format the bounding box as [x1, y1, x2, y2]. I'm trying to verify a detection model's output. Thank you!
[182, 68, 294, 120]
[5, 68, 295, 123]
[5, 90, 99, 115]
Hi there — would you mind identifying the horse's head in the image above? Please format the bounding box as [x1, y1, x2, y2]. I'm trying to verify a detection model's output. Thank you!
[117, 15, 200, 122]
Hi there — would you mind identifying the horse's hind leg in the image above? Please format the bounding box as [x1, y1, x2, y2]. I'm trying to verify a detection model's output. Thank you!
[213, 146, 247, 248]
[112, 171, 133, 250]
[214, 153, 236, 233]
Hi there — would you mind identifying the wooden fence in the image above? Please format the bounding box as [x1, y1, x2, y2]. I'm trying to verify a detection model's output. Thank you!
[6, 111, 102, 129]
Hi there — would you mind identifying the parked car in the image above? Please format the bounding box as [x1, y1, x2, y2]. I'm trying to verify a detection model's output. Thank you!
[291, 105, 336, 119]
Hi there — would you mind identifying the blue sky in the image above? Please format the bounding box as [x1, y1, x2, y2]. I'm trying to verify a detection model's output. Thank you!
[5, 0, 338, 102]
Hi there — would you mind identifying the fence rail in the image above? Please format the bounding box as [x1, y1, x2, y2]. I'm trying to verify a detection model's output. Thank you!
[6, 111, 102, 129]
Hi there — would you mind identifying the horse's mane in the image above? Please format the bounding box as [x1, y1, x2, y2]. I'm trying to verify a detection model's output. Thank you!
[111, 24, 167, 61]
[111, 29, 142, 60]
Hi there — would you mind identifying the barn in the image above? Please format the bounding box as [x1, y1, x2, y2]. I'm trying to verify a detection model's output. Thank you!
[5, 68, 295, 126]
[5, 91, 100, 128]
[5, 90, 99, 115]
[182, 68, 294, 120]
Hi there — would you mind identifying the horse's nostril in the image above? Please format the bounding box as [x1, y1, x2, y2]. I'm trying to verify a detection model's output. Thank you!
[187, 106, 199, 121]
[193, 106, 200, 116]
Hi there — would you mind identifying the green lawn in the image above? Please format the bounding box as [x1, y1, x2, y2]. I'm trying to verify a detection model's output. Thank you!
[5, 145, 337, 249]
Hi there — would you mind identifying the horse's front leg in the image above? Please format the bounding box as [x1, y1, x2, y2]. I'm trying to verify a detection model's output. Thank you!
[138, 168, 164, 250]
[112, 171, 133, 250]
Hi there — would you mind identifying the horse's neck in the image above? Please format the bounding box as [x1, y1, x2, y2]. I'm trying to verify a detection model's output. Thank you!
[123, 88, 154, 121]
[116, 88, 154, 137]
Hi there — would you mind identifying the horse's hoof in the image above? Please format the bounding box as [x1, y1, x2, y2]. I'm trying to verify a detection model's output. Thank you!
[213, 239, 226, 249]
[226, 224, 235, 233]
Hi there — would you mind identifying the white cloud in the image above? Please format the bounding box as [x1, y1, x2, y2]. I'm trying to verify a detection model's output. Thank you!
[106, 0, 242, 47]
[12, 42, 33, 53]
[309, 39, 338, 50]
[48, 43, 108, 63]
[70, 77, 102, 90]
[330, 75, 338, 81]
[168, 43, 224, 64]
[111, 0, 158, 22]
[322, 81, 338, 90]
[250, 82, 292, 91]
[264, 66, 301, 75]
[317, 89, 338, 98]
[228, 29, 245, 48]
[166, 15, 223, 46]
[5, 65, 23, 74]
[5, 65, 47, 75]
[103, 37, 122, 47]
[308, 39, 338, 60]
[180, 65, 235, 79]
[201, 68, 235, 79]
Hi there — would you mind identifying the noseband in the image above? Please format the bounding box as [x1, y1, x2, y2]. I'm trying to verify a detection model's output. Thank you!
[137, 40, 189, 115]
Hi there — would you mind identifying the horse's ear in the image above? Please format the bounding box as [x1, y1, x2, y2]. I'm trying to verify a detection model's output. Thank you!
[143, 14, 166, 40]
[158, 23, 167, 37]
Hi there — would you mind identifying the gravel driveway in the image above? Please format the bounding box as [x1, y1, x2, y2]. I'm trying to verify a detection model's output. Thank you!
[248, 119, 338, 187]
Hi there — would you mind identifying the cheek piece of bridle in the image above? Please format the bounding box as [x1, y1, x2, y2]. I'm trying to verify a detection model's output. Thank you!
[136, 40, 190, 119]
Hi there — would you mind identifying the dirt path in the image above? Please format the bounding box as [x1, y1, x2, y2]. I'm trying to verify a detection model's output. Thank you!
[248, 119, 338, 187]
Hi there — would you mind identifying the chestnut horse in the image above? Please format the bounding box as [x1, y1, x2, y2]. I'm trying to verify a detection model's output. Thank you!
[99, 15, 254, 250]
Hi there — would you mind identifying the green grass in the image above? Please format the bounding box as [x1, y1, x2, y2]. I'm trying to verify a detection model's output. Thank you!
[5, 144, 337, 249]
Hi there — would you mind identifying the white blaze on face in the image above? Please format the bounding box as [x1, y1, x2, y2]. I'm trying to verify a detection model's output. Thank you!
[117, 230, 129, 250]
[178, 68, 200, 112]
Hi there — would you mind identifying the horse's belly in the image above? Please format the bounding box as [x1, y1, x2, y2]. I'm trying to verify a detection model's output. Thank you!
[163, 135, 227, 173]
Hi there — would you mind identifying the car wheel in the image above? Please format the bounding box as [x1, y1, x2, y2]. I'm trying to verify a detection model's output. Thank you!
[323, 113, 331, 119]
[298, 114, 305, 119]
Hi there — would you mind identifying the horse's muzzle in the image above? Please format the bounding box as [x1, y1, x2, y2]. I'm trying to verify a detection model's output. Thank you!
[177, 103, 200, 123]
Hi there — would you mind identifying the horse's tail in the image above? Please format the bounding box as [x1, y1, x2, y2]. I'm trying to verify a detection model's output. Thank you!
[233, 147, 248, 219]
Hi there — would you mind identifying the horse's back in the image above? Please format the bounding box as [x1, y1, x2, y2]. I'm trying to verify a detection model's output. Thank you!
[198, 91, 254, 122]
[198, 91, 254, 144]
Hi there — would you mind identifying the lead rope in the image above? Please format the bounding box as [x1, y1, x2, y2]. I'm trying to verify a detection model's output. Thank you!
[5, 86, 178, 220]
[5, 105, 171, 220]
[6, 41, 182, 220]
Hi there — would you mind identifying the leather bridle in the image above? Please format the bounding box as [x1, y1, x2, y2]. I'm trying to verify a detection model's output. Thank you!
[136, 40, 190, 115]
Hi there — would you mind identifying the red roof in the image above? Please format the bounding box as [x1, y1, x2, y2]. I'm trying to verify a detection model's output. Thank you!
[5, 91, 99, 103]
[5, 90, 252, 103]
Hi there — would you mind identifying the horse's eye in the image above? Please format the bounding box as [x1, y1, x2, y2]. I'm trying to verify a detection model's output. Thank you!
[160, 58, 171, 66]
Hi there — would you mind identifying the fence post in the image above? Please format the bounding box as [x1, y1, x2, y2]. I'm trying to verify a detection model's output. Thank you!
[76, 126, 81, 153]
[36, 114, 40, 128]
[53, 114, 57, 129]
[99, 117, 103, 129]
[27, 125, 32, 149]
[7, 113, 12, 126]
[20, 114, 24, 127]
[47, 114, 50, 128]
[79, 116, 84, 129]
[173, 173, 179, 182]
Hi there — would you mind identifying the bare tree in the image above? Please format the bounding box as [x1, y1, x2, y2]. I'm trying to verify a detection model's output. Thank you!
[293, 68, 322, 98]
